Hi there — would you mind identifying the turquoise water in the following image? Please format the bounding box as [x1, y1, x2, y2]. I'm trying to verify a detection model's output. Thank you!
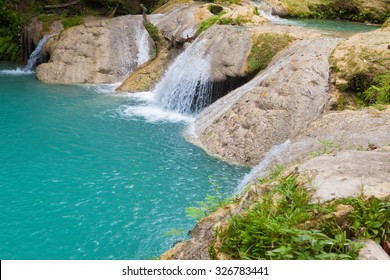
[287, 18, 379, 32]
[0, 63, 248, 260]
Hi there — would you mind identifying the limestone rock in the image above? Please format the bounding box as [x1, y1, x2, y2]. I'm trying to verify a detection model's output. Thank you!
[36, 15, 154, 84]
[240, 107, 390, 191]
[359, 240, 390, 260]
[115, 35, 173, 93]
[299, 150, 390, 202]
[117, 3, 207, 93]
[195, 35, 341, 165]
[161, 204, 239, 260]
[201, 25, 252, 82]
[152, 2, 203, 39]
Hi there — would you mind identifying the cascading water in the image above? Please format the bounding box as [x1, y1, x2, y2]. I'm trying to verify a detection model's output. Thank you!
[153, 39, 213, 114]
[23, 34, 56, 72]
[252, 0, 290, 24]
[135, 25, 151, 67]
[259, 10, 289, 24]
[235, 140, 291, 194]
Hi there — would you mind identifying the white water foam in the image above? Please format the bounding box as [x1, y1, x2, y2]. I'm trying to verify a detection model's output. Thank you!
[121, 104, 195, 123]
[84, 83, 122, 94]
[235, 140, 291, 194]
[153, 39, 213, 114]
[259, 10, 290, 24]
[121, 91, 195, 123]
[0, 68, 34, 75]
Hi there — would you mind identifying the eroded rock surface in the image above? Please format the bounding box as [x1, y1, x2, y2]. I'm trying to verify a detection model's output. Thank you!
[195, 35, 341, 165]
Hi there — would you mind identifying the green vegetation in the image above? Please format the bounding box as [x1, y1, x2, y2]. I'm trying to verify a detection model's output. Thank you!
[216, 0, 240, 4]
[145, 22, 159, 43]
[196, 0, 241, 4]
[246, 33, 294, 75]
[0, 1, 166, 62]
[358, 73, 390, 106]
[345, 72, 390, 107]
[309, 139, 340, 158]
[342, 196, 390, 243]
[212, 170, 390, 260]
[195, 13, 224, 36]
[0, 0, 23, 61]
[280, 0, 389, 24]
[61, 16, 85, 29]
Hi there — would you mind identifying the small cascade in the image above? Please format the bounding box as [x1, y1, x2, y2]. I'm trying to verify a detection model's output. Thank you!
[23, 34, 56, 72]
[253, 0, 289, 24]
[135, 25, 151, 67]
[153, 39, 213, 114]
[259, 10, 289, 24]
[235, 140, 291, 194]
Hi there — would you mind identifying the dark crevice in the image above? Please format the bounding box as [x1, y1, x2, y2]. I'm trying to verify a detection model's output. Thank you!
[191, 74, 254, 113]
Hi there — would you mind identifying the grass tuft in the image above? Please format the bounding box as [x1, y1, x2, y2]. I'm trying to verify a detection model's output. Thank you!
[214, 172, 389, 260]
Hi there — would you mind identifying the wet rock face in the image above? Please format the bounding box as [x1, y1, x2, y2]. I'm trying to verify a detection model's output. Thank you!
[36, 15, 154, 84]
[195, 36, 341, 166]
[22, 17, 43, 63]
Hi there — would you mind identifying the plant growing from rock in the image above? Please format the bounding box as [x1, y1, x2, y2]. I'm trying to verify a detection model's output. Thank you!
[212, 172, 390, 260]
[246, 33, 295, 75]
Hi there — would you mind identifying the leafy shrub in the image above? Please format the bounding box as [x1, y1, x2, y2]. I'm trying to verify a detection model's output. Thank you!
[358, 73, 390, 105]
[343, 196, 390, 243]
[0, 0, 23, 61]
[215, 172, 389, 260]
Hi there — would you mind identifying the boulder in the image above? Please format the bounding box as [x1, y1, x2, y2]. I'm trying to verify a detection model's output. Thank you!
[36, 15, 154, 84]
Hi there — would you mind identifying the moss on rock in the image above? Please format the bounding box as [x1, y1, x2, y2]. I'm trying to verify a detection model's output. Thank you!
[246, 33, 295, 75]
[329, 27, 390, 108]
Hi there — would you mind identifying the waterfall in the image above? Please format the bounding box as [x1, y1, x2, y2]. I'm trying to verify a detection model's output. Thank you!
[235, 140, 291, 194]
[259, 10, 289, 24]
[135, 25, 151, 67]
[253, 0, 289, 24]
[153, 39, 213, 114]
[23, 34, 56, 72]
